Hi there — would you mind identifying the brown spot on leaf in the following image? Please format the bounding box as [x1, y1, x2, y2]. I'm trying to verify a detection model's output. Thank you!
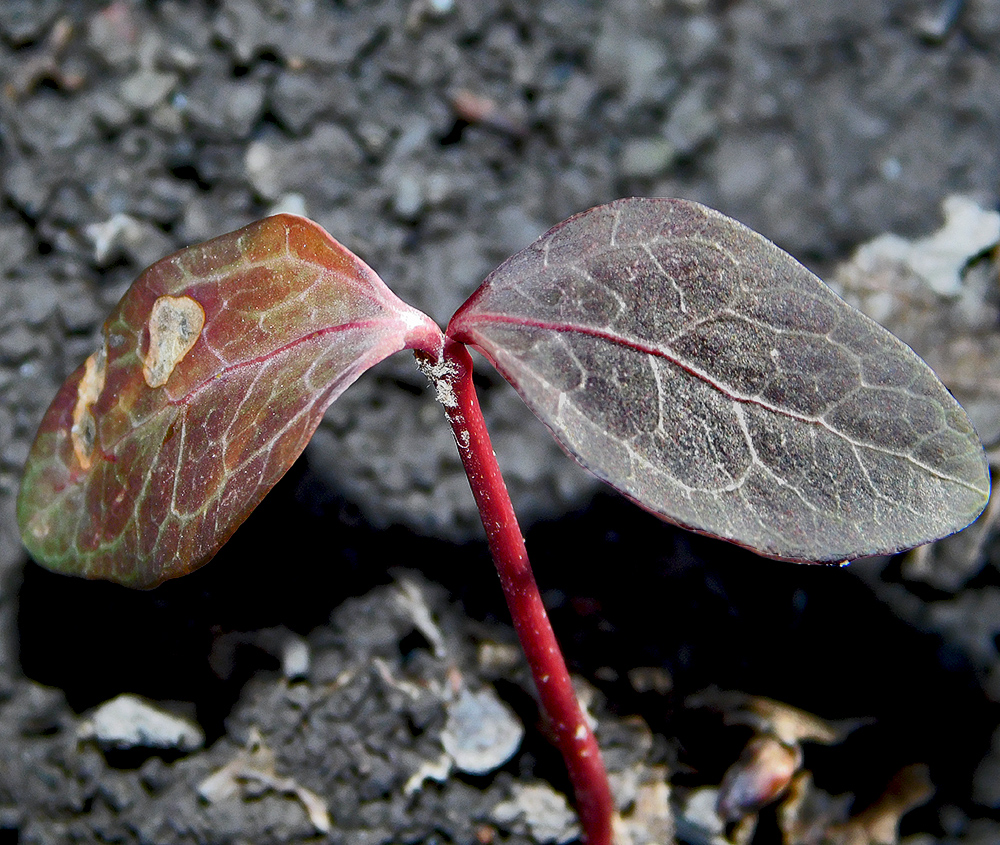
[71, 343, 108, 470]
[142, 295, 206, 389]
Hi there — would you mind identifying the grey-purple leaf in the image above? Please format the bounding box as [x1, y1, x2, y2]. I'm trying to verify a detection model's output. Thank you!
[448, 198, 990, 562]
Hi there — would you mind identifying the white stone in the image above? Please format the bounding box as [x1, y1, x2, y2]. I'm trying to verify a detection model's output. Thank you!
[80, 693, 203, 751]
[442, 687, 523, 775]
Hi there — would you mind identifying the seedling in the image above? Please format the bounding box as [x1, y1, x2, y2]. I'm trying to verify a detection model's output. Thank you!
[18, 198, 989, 844]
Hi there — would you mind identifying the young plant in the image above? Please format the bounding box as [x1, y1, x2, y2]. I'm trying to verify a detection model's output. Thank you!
[18, 198, 989, 845]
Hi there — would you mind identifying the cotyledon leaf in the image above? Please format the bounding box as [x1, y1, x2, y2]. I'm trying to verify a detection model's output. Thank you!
[18, 214, 441, 588]
[448, 198, 991, 562]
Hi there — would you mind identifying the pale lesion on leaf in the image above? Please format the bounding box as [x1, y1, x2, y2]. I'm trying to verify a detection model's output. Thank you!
[71, 342, 108, 470]
[142, 295, 207, 389]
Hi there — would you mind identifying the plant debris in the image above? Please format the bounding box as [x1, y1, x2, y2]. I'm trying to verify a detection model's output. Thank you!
[198, 728, 331, 835]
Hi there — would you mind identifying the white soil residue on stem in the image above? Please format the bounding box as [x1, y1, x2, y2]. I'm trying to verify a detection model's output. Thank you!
[415, 352, 461, 409]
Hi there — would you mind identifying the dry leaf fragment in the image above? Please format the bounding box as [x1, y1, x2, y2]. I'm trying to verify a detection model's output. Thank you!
[687, 689, 872, 836]
[778, 766, 933, 845]
[686, 688, 863, 746]
[832, 764, 933, 845]
[198, 728, 331, 834]
[778, 771, 854, 845]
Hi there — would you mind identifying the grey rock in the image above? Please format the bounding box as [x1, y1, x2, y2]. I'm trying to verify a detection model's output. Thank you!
[492, 782, 579, 844]
[120, 69, 178, 111]
[620, 137, 676, 179]
[664, 84, 718, 155]
[0, 0, 60, 44]
[674, 786, 726, 845]
[245, 124, 361, 202]
[184, 72, 266, 138]
[0, 325, 39, 363]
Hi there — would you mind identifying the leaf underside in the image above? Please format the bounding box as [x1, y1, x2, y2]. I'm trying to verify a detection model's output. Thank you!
[449, 198, 991, 562]
[18, 215, 439, 588]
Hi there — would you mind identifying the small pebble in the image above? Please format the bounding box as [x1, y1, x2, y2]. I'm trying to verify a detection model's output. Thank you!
[442, 687, 523, 775]
[620, 138, 676, 179]
[79, 693, 204, 752]
[492, 782, 579, 844]
[393, 173, 424, 220]
[119, 69, 178, 110]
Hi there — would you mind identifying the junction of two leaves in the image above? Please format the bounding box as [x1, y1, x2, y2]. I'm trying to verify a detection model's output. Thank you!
[17, 198, 991, 845]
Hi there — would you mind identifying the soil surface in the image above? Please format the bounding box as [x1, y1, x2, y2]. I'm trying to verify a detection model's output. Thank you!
[2, 1, 999, 843]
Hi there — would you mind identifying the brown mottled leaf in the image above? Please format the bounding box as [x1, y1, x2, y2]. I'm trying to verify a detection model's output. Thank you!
[18, 215, 441, 588]
[448, 198, 990, 561]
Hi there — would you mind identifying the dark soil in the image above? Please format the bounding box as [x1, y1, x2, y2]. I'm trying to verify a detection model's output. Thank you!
[2, 2, 999, 843]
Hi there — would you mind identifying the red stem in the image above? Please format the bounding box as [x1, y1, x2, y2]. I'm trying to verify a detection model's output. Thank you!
[418, 338, 614, 845]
